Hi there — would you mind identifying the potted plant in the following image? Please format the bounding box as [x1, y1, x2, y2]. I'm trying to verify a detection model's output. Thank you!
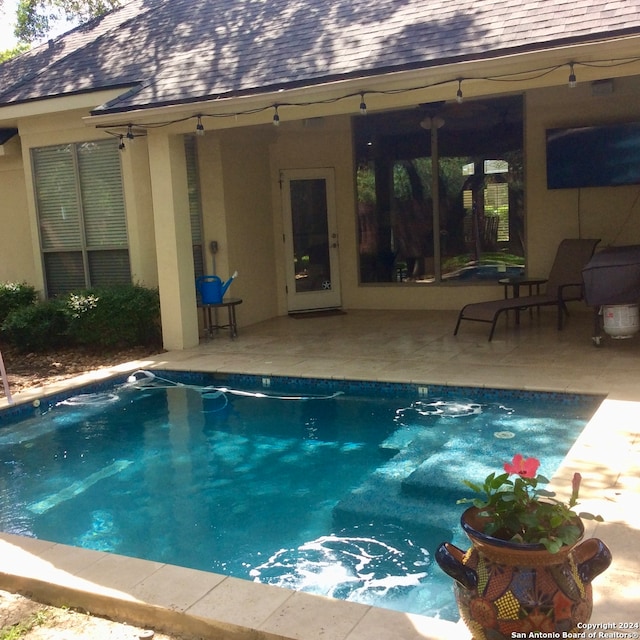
[436, 454, 612, 640]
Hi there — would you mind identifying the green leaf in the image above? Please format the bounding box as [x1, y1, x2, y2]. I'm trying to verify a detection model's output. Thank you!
[578, 512, 604, 522]
[462, 479, 483, 493]
[489, 473, 510, 490]
[540, 537, 563, 553]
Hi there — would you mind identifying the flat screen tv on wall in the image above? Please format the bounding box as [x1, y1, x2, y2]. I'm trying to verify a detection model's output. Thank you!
[546, 121, 640, 189]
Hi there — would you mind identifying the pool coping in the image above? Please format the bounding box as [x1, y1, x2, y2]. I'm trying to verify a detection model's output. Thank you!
[0, 532, 471, 640]
[0, 360, 638, 639]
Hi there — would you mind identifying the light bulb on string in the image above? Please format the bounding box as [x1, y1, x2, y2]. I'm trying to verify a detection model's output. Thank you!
[359, 93, 367, 115]
[273, 105, 280, 126]
[456, 79, 463, 103]
[568, 63, 577, 88]
[196, 115, 205, 136]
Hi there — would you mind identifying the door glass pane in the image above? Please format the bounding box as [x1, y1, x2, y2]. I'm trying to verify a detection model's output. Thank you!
[290, 179, 330, 293]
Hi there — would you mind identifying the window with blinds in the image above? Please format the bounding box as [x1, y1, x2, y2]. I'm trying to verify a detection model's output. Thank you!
[184, 135, 205, 279]
[32, 139, 131, 297]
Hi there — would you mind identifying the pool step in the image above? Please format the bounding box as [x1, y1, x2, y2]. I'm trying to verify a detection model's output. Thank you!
[401, 450, 496, 501]
[332, 470, 454, 536]
[333, 422, 508, 535]
[333, 427, 459, 535]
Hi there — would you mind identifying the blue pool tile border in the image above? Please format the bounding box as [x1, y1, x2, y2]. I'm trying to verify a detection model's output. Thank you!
[0, 369, 604, 426]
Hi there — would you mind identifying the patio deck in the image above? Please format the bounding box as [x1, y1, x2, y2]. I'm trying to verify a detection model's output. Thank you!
[1, 307, 639, 639]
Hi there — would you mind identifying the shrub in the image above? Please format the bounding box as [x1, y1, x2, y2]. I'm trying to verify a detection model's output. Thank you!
[0, 282, 38, 325]
[1, 299, 71, 352]
[66, 284, 161, 349]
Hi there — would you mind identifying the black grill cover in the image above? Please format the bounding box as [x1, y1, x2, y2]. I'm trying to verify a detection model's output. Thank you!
[582, 245, 640, 306]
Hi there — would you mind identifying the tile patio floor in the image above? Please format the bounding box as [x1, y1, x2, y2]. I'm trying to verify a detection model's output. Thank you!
[1, 306, 639, 639]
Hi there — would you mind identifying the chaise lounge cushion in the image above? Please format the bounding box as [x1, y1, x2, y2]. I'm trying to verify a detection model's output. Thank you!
[454, 238, 600, 341]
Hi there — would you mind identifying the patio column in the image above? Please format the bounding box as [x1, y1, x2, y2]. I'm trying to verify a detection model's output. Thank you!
[147, 131, 199, 350]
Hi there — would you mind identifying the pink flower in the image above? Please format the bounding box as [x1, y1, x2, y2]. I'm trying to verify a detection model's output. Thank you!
[504, 454, 540, 478]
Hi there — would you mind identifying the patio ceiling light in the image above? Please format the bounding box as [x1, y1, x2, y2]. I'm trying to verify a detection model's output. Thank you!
[359, 93, 367, 115]
[196, 115, 205, 136]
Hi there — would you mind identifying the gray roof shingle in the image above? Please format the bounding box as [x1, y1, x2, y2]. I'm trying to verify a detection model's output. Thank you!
[0, 0, 638, 114]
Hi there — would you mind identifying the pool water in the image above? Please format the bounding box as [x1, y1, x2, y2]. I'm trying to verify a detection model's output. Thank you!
[0, 372, 602, 621]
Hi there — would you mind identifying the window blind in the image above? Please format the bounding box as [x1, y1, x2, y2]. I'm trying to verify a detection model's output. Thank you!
[33, 139, 131, 296]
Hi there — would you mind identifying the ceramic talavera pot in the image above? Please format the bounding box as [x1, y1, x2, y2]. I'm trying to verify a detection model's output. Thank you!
[435, 506, 612, 640]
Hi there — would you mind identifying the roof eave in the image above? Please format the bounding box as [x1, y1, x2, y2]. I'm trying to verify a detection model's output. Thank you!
[0, 86, 136, 128]
[84, 32, 640, 130]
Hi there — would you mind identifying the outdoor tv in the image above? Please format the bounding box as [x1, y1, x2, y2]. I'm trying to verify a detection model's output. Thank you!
[546, 121, 640, 189]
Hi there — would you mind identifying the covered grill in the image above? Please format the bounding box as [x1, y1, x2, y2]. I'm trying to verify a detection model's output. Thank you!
[582, 245, 640, 343]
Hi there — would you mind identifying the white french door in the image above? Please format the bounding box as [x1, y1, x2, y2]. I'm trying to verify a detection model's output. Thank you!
[281, 169, 341, 312]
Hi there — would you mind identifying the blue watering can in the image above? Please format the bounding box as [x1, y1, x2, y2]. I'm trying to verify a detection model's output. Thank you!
[196, 271, 238, 304]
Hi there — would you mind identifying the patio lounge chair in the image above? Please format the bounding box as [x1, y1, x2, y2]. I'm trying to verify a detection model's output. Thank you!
[454, 238, 601, 341]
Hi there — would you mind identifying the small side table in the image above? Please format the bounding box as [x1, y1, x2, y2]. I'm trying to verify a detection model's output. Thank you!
[498, 277, 546, 325]
[201, 297, 243, 338]
[499, 276, 546, 300]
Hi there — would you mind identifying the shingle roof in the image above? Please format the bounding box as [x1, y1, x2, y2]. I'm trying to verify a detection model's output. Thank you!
[0, 0, 638, 114]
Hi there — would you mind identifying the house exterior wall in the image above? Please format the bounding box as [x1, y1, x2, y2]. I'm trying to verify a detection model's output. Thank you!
[0, 137, 33, 283]
[526, 75, 640, 275]
[262, 77, 640, 313]
[119, 137, 159, 287]
[215, 127, 279, 326]
[1, 109, 158, 298]
[0, 72, 638, 347]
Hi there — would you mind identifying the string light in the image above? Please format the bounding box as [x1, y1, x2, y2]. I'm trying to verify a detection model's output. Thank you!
[359, 93, 367, 115]
[196, 115, 205, 136]
[100, 54, 639, 141]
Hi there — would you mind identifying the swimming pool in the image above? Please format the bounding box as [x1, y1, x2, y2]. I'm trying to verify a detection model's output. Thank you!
[0, 371, 602, 621]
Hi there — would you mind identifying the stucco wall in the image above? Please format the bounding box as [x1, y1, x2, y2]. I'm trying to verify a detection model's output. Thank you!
[120, 137, 158, 288]
[0, 137, 35, 285]
[214, 126, 279, 326]
[526, 76, 640, 276]
[1, 109, 158, 295]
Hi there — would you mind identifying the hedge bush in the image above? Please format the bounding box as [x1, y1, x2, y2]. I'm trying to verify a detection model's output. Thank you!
[0, 282, 37, 325]
[1, 284, 161, 352]
[1, 298, 70, 352]
[66, 284, 161, 349]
